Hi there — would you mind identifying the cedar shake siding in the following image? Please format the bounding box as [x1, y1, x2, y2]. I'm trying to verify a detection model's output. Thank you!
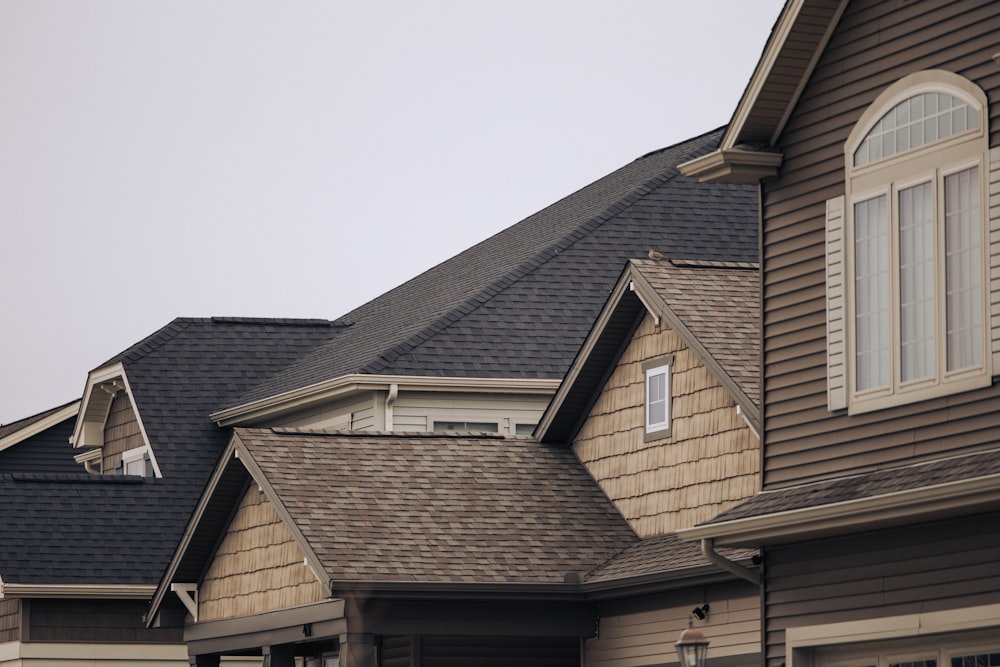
[762, 0, 1000, 488]
[100, 391, 144, 474]
[762, 510, 1000, 667]
[0, 598, 20, 643]
[199, 484, 324, 622]
[574, 315, 759, 536]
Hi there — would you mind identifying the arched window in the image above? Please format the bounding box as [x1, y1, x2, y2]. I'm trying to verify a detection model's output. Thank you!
[829, 70, 992, 413]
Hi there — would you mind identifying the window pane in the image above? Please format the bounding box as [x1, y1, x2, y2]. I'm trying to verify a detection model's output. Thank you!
[945, 166, 982, 371]
[646, 370, 668, 429]
[899, 182, 935, 382]
[434, 421, 499, 432]
[854, 92, 977, 166]
[855, 196, 890, 391]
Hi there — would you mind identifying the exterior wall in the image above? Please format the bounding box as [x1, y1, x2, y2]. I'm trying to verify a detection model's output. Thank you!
[392, 391, 548, 434]
[0, 641, 189, 666]
[24, 599, 182, 643]
[0, 600, 19, 644]
[585, 582, 759, 667]
[275, 394, 377, 431]
[0, 419, 80, 474]
[761, 0, 1000, 488]
[762, 511, 1000, 667]
[573, 315, 759, 537]
[199, 485, 324, 622]
[100, 391, 144, 473]
[420, 636, 578, 667]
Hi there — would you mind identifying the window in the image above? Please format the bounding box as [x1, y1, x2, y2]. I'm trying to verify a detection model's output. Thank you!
[120, 445, 154, 477]
[829, 70, 994, 413]
[643, 355, 673, 440]
[433, 420, 500, 433]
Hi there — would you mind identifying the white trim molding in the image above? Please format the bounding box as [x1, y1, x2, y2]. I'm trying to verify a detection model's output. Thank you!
[211, 374, 561, 426]
[0, 582, 157, 599]
[0, 401, 80, 454]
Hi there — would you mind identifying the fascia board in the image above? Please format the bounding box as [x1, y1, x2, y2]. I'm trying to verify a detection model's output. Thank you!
[0, 401, 80, 453]
[71, 362, 126, 447]
[677, 149, 783, 184]
[212, 375, 561, 426]
[535, 267, 636, 441]
[676, 472, 1000, 546]
[327, 580, 580, 602]
[0, 583, 156, 599]
[628, 269, 761, 432]
[580, 563, 750, 600]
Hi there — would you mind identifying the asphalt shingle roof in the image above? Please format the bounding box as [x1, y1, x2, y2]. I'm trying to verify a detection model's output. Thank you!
[585, 533, 756, 583]
[233, 128, 758, 407]
[703, 447, 1000, 525]
[236, 428, 638, 584]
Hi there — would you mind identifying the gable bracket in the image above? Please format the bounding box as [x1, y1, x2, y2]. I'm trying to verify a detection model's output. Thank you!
[170, 582, 198, 622]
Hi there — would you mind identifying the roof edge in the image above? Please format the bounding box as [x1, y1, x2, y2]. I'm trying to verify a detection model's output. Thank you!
[0, 401, 80, 453]
[213, 375, 561, 426]
[1, 582, 156, 599]
[676, 471, 1000, 547]
[677, 148, 783, 184]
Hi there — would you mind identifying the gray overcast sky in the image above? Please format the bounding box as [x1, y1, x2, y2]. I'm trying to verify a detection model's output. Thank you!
[0, 0, 784, 424]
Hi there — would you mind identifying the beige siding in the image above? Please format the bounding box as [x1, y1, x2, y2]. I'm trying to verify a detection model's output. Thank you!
[393, 391, 549, 435]
[199, 486, 324, 622]
[275, 394, 378, 431]
[0, 598, 20, 643]
[573, 316, 759, 537]
[761, 0, 1000, 488]
[585, 585, 759, 667]
[100, 391, 144, 474]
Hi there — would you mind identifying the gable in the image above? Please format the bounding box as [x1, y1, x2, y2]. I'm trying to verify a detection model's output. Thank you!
[198, 483, 324, 622]
[573, 314, 759, 538]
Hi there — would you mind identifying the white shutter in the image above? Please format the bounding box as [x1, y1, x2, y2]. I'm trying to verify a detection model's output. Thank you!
[827, 195, 848, 411]
[989, 147, 1000, 374]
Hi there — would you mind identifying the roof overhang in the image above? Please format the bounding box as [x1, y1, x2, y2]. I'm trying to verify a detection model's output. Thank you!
[677, 148, 783, 184]
[677, 471, 1000, 547]
[0, 580, 156, 599]
[211, 374, 561, 426]
[0, 401, 79, 454]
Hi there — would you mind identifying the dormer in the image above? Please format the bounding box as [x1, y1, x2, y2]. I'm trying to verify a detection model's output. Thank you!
[71, 363, 161, 477]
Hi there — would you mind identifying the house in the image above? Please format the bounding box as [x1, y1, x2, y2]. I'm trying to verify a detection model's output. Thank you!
[0, 401, 80, 474]
[1, 129, 758, 665]
[146, 257, 763, 666]
[678, 1, 1000, 666]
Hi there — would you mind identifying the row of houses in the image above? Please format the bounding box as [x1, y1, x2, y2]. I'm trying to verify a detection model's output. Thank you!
[2, 0, 999, 665]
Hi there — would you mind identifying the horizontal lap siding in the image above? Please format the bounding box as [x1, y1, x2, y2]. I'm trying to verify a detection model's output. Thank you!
[27, 599, 182, 643]
[585, 583, 760, 667]
[763, 512, 1000, 667]
[0, 418, 80, 473]
[420, 635, 578, 667]
[762, 0, 1000, 489]
[394, 392, 550, 435]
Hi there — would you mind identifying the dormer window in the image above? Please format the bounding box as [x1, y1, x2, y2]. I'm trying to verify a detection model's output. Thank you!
[120, 445, 154, 477]
[827, 70, 994, 413]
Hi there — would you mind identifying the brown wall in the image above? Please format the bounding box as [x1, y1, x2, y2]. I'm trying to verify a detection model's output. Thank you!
[199, 484, 324, 621]
[763, 511, 1000, 667]
[761, 0, 1000, 489]
[101, 391, 145, 473]
[0, 598, 20, 643]
[573, 315, 759, 537]
[26, 599, 182, 643]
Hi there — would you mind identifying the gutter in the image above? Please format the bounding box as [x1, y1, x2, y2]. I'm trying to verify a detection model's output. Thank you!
[1, 583, 156, 599]
[701, 539, 760, 586]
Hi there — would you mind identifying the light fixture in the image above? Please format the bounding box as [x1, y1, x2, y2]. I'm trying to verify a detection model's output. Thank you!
[676, 624, 710, 667]
[691, 603, 710, 620]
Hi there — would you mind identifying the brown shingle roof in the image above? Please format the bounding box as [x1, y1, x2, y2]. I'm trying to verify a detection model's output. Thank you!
[235, 428, 638, 585]
[585, 533, 756, 583]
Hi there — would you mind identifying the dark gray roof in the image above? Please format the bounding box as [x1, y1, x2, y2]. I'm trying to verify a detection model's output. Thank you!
[237, 428, 638, 585]
[0, 400, 76, 438]
[0, 473, 190, 584]
[703, 447, 1000, 525]
[233, 129, 758, 407]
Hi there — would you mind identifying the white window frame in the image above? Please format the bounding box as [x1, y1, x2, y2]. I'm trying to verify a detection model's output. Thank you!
[643, 355, 673, 440]
[839, 70, 992, 414]
[431, 419, 502, 434]
[120, 444, 161, 478]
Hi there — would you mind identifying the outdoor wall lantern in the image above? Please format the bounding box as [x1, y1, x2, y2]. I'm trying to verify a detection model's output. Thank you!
[676, 624, 710, 667]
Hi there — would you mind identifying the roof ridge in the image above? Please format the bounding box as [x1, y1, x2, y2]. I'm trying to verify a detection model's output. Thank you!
[265, 427, 510, 440]
[361, 157, 687, 376]
[209, 316, 338, 327]
[666, 259, 759, 270]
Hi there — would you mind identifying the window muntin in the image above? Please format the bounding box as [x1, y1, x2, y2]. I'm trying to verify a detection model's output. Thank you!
[844, 71, 989, 411]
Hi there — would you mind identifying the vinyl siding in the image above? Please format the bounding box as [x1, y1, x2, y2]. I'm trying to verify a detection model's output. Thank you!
[763, 511, 1000, 667]
[199, 485, 324, 622]
[761, 0, 1000, 488]
[26, 599, 182, 643]
[584, 583, 759, 667]
[573, 315, 759, 537]
[274, 394, 376, 431]
[0, 418, 80, 474]
[393, 392, 549, 435]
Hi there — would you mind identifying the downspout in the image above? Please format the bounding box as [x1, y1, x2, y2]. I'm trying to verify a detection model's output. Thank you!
[701, 538, 761, 586]
[384, 383, 398, 431]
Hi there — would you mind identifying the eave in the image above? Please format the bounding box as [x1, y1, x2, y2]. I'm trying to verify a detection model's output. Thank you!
[0, 401, 79, 454]
[677, 148, 783, 184]
[0, 581, 156, 599]
[676, 472, 1000, 547]
[211, 374, 561, 426]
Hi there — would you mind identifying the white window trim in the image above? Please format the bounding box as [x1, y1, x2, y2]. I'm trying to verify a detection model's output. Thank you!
[121, 444, 162, 478]
[831, 70, 994, 414]
[786, 602, 1000, 667]
[431, 419, 502, 434]
[643, 355, 673, 441]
